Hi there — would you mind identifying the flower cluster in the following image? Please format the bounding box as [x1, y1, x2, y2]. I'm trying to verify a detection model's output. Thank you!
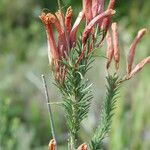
[39, 0, 116, 81]
[105, 23, 150, 82]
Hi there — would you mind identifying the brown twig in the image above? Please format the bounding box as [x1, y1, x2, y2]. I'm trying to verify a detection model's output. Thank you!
[41, 75, 57, 146]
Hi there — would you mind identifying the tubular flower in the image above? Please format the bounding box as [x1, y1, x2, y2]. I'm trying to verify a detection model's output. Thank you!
[82, 0, 92, 23]
[82, 0, 115, 34]
[126, 28, 147, 74]
[105, 24, 150, 82]
[92, 0, 99, 17]
[97, 0, 105, 16]
[75, 0, 116, 66]
[76, 9, 115, 66]
[82, 9, 115, 45]
[106, 31, 114, 69]
[65, 7, 73, 35]
[100, 0, 116, 39]
[111, 22, 120, 70]
[40, 1, 116, 80]
[39, 7, 84, 81]
[77, 143, 87, 150]
[48, 139, 56, 150]
[70, 11, 85, 47]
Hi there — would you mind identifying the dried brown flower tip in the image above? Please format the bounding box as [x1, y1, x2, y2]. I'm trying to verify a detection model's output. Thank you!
[48, 139, 56, 150]
[77, 143, 87, 150]
[111, 22, 120, 71]
[126, 28, 147, 74]
[106, 31, 114, 69]
[129, 56, 150, 78]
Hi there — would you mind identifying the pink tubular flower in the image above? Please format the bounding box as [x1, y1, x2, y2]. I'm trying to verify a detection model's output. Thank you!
[70, 11, 85, 47]
[92, 0, 99, 17]
[98, 0, 105, 14]
[111, 22, 120, 70]
[65, 7, 73, 35]
[129, 56, 150, 78]
[39, 13, 59, 66]
[101, 0, 116, 26]
[40, 7, 85, 81]
[75, 9, 115, 66]
[77, 143, 87, 150]
[82, 0, 92, 23]
[106, 31, 114, 69]
[107, 0, 116, 9]
[126, 28, 147, 74]
[82, 9, 115, 45]
[48, 139, 56, 150]
[98, 0, 116, 44]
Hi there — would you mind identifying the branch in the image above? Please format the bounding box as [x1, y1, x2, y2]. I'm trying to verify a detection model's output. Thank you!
[90, 74, 120, 150]
[41, 75, 57, 144]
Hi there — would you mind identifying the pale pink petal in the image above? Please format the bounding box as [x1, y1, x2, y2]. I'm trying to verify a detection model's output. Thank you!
[126, 28, 147, 74]
[129, 56, 150, 78]
[106, 31, 114, 69]
[70, 11, 85, 47]
[111, 22, 120, 70]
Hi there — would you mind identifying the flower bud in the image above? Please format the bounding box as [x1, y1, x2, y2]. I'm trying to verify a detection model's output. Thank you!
[48, 139, 56, 150]
[126, 28, 147, 74]
[111, 22, 120, 70]
[106, 31, 114, 69]
[77, 143, 87, 150]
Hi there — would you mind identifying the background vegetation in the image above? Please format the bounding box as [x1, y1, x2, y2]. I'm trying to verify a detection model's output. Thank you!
[0, 0, 150, 149]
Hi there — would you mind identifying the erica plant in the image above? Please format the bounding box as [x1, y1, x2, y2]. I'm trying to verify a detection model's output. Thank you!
[39, 0, 150, 150]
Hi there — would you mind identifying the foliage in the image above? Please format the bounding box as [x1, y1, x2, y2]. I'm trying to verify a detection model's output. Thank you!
[90, 75, 120, 150]
[0, 98, 20, 150]
[55, 38, 94, 149]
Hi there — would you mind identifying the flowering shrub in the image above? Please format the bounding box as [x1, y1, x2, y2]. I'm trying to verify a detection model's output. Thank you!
[39, 0, 150, 149]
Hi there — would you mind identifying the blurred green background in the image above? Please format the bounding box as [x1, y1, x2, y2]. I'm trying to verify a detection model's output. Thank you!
[0, 0, 150, 149]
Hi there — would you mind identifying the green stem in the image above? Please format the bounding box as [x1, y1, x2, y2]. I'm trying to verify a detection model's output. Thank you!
[69, 73, 79, 149]
[70, 133, 77, 150]
[90, 75, 120, 150]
